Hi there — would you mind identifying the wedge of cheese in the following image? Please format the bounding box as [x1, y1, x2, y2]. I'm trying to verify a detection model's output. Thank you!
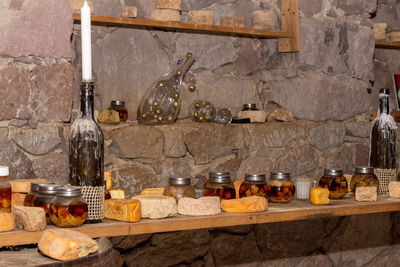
[104, 199, 141, 222]
[0, 213, 15, 232]
[10, 178, 47, 193]
[38, 229, 98, 261]
[109, 189, 125, 199]
[310, 187, 330, 205]
[220, 196, 268, 213]
[140, 188, 165, 195]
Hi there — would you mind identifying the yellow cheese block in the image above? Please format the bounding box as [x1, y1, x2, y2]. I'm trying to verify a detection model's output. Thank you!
[0, 213, 15, 232]
[140, 188, 165, 195]
[310, 187, 330, 205]
[12, 192, 26, 207]
[220, 196, 268, 213]
[10, 178, 47, 193]
[109, 189, 125, 199]
[104, 172, 112, 191]
[104, 199, 141, 222]
[233, 179, 244, 199]
[38, 229, 98, 261]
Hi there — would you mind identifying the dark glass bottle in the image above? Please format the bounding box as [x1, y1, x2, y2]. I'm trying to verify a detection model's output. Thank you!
[69, 81, 104, 223]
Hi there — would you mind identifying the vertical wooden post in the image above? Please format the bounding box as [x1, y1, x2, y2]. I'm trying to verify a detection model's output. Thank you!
[278, 0, 300, 52]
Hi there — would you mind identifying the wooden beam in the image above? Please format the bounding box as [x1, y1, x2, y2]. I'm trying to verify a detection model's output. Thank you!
[278, 0, 300, 52]
[375, 39, 400, 49]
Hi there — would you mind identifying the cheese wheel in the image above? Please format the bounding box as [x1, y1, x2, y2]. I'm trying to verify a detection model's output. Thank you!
[188, 10, 214, 25]
[310, 187, 330, 205]
[140, 188, 165, 195]
[104, 199, 141, 222]
[150, 9, 181, 22]
[10, 178, 47, 193]
[220, 196, 268, 213]
[109, 189, 125, 199]
[220, 16, 246, 28]
[389, 181, 400, 198]
[38, 229, 98, 261]
[156, 0, 181, 11]
[0, 213, 15, 232]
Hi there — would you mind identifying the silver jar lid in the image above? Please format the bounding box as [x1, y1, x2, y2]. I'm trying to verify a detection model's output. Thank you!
[245, 173, 266, 182]
[355, 166, 374, 175]
[209, 171, 231, 183]
[324, 168, 343, 177]
[169, 177, 191, 185]
[111, 100, 125, 106]
[56, 186, 82, 197]
[38, 184, 61, 195]
[31, 182, 55, 193]
[270, 172, 291, 179]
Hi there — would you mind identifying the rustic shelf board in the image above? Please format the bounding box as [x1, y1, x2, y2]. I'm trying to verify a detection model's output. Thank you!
[375, 39, 400, 49]
[1, 195, 400, 247]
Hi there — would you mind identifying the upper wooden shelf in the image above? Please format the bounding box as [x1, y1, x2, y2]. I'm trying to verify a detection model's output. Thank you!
[375, 39, 400, 49]
[1, 194, 400, 247]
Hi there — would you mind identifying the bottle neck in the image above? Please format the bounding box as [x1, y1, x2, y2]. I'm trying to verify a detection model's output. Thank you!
[378, 93, 390, 115]
[80, 82, 95, 119]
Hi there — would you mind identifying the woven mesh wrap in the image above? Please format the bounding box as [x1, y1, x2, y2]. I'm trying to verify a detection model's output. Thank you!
[81, 186, 104, 220]
[374, 168, 396, 194]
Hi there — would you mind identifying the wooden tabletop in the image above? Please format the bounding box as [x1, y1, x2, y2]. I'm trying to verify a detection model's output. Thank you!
[1, 194, 400, 247]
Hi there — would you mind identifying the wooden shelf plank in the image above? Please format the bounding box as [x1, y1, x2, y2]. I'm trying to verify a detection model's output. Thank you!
[72, 14, 293, 39]
[1, 195, 400, 247]
[375, 39, 400, 49]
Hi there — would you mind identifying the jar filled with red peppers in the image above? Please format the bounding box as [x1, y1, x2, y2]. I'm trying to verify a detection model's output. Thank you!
[49, 186, 88, 227]
[318, 168, 347, 199]
[24, 182, 55, 207]
[239, 173, 270, 199]
[0, 166, 11, 213]
[268, 172, 296, 203]
[32, 184, 61, 224]
[204, 171, 235, 200]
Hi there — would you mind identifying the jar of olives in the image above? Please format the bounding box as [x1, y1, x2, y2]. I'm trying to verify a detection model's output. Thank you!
[49, 186, 88, 227]
[32, 184, 61, 224]
[268, 172, 296, 203]
[239, 173, 269, 199]
[318, 169, 347, 199]
[204, 172, 235, 200]
[350, 166, 379, 193]
[163, 177, 196, 202]
[24, 182, 54, 207]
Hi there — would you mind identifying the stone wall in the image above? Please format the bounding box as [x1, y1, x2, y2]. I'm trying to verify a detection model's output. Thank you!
[1, 0, 400, 266]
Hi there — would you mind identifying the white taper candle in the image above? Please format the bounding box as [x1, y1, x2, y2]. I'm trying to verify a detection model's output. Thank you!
[81, 1, 92, 81]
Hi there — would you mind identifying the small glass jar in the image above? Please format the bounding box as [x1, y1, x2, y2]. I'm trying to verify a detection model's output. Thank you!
[0, 166, 11, 213]
[109, 100, 128, 122]
[24, 182, 54, 207]
[242, 104, 258, 111]
[204, 172, 235, 200]
[49, 186, 88, 227]
[350, 166, 379, 193]
[239, 173, 270, 199]
[268, 172, 296, 203]
[32, 184, 61, 224]
[163, 177, 196, 202]
[318, 169, 347, 199]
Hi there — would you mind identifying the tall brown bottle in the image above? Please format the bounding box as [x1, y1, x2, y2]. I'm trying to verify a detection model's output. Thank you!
[69, 81, 104, 223]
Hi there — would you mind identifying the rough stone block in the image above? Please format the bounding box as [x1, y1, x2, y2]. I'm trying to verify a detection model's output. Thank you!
[355, 186, 377, 202]
[305, 122, 345, 150]
[178, 197, 221, 216]
[332, 0, 377, 15]
[389, 181, 400, 198]
[150, 9, 180, 22]
[12, 206, 47, 232]
[156, 0, 181, 10]
[132, 195, 177, 219]
[220, 16, 246, 28]
[121, 6, 138, 17]
[188, 10, 214, 25]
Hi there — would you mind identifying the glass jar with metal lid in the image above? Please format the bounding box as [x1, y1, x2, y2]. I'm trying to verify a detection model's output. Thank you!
[0, 166, 11, 213]
[204, 171, 235, 200]
[242, 104, 258, 111]
[163, 177, 196, 202]
[24, 182, 55, 207]
[239, 173, 270, 199]
[268, 172, 295, 203]
[108, 100, 128, 122]
[350, 166, 379, 193]
[318, 168, 347, 199]
[49, 186, 88, 227]
[32, 184, 61, 224]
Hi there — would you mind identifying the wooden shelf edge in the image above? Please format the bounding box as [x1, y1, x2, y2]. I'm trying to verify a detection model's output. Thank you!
[375, 39, 400, 49]
[72, 13, 293, 39]
[1, 195, 400, 247]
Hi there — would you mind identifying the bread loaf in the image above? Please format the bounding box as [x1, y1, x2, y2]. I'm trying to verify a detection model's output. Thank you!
[140, 188, 165, 195]
[0, 213, 15, 232]
[10, 178, 47, 193]
[310, 187, 330, 205]
[104, 199, 141, 222]
[150, 9, 180, 22]
[188, 10, 214, 25]
[38, 229, 98, 261]
[220, 196, 268, 213]
[156, 0, 181, 11]
[109, 189, 125, 199]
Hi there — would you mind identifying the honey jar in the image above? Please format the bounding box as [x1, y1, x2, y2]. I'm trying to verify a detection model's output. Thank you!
[0, 166, 11, 213]
[32, 184, 61, 224]
[350, 166, 379, 193]
[163, 177, 196, 202]
[24, 182, 55, 207]
[49, 186, 88, 227]
[109, 100, 128, 122]
[239, 173, 270, 199]
[268, 172, 296, 203]
[318, 169, 347, 199]
[204, 171, 235, 200]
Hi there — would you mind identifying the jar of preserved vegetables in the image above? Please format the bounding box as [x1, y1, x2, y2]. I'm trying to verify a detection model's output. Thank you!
[350, 166, 379, 193]
[49, 186, 88, 227]
[163, 177, 196, 202]
[109, 100, 128, 122]
[268, 172, 296, 203]
[204, 171, 235, 200]
[0, 166, 11, 213]
[32, 184, 61, 224]
[24, 182, 55, 207]
[318, 169, 347, 199]
[239, 173, 269, 199]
